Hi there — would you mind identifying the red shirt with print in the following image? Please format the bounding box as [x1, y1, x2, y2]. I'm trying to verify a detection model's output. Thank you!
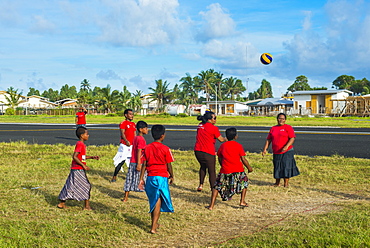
[194, 122, 221, 155]
[217, 140, 246, 174]
[267, 124, 296, 154]
[70, 141, 86, 170]
[130, 135, 146, 164]
[144, 142, 174, 177]
[119, 120, 136, 144]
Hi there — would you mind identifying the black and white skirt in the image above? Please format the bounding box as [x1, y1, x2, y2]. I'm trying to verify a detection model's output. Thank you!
[58, 169, 91, 201]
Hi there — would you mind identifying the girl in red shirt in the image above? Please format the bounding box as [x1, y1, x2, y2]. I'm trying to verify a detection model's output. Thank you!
[57, 127, 99, 210]
[194, 111, 226, 192]
[262, 113, 300, 187]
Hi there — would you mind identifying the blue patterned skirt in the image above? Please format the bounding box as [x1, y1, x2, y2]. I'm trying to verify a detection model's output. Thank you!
[213, 172, 249, 201]
[124, 163, 146, 192]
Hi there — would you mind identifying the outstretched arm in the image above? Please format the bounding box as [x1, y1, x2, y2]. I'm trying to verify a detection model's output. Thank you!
[262, 139, 272, 157]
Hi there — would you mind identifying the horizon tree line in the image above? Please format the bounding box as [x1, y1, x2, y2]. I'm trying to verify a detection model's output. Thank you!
[2, 71, 369, 114]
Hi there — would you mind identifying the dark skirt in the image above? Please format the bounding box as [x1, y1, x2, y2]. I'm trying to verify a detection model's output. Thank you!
[58, 169, 91, 201]
[273, 149, 300, 179]
[213, 172, 249, 201]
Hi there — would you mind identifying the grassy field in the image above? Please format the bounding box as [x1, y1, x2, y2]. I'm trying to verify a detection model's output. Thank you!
[0, 141, 368, 247]
[1, 114, 370, 128]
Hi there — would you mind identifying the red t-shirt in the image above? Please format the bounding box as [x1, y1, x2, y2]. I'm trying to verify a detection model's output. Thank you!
[70, 141, 86, 170]
[76, 111, 86, 125]
[267, 124, 296, 154]
[144, 142, 174, 177]
[194, 122, 221, 155]
[217, 140, 246, 174]
[130, 135, 146, 164]
[119, 120, 136, 144]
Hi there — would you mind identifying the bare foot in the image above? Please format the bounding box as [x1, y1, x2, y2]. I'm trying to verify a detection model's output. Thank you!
[83, 207, 92, 211]
[57, 203, 67, 209]
[284, 185, 289, 188]
[121, 198, 128, 202]
[150, 230, 157, 234]
[205, 206, 213, 210]
[239, 202, 249, 207]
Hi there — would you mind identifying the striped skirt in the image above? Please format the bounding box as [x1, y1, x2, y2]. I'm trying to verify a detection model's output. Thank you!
[58, 169, 91, 201]
[124, 163, 146, 192]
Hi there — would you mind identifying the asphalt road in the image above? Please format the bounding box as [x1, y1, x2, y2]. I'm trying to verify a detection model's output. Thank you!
[0, 123, 369, 158]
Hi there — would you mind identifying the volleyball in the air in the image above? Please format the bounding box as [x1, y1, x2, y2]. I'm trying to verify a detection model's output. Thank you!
[260, 53, 273, 65]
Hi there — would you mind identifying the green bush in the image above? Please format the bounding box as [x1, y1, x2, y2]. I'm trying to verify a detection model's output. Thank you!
[177, 113, 188, 117]
[5, 108, 15, 115]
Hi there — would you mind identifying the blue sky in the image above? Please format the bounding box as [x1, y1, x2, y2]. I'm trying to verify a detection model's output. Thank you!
[1, 0, 370, 97]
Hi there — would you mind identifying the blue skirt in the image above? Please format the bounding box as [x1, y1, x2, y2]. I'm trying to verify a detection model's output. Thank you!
[145, 176, 174, 213]
[273, 149, 300, 179]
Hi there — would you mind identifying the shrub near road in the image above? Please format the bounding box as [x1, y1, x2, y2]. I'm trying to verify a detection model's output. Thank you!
[0, 142, 368, 247]
[1, 114, 370, 127]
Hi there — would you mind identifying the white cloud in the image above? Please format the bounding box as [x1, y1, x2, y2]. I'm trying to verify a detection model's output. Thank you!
[280, 0, 370, 79]
[29, 15, 56, 34]
[196, 3, 236, 42]
[96, 0, 186, 47]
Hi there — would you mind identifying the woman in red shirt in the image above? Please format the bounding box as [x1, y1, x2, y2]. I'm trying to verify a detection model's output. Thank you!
[194, 111, 226, 191]
[262, 113, 300, 187]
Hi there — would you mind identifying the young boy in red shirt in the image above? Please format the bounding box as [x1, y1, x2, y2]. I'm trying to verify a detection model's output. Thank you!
[207, 127, 253, 210]
[57, 127, 99, 210]
[138, 125, 174, 234]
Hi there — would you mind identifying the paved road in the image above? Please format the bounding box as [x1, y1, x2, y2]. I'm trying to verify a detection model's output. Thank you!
[0, 123, 369, 158]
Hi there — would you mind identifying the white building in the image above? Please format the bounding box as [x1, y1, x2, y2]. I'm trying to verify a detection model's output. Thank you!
[292, 89, 353, 115]
[203, 100, 249, 115]
[18, 95, 57, 109]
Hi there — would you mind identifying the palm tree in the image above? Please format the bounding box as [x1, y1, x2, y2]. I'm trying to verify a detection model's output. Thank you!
[98, 84, 120, 113]
[4, 87, 23, 109]
[128, 90, 143, 113]
[223, 77, 246, 100]
[148, 79, 171, 112]
[80, 79, 91, 92]
[180, 73, 198, 103]
[195, 70, 214, 101]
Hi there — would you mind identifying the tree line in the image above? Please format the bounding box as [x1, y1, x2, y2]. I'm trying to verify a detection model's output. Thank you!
[3, 71, 369, 114]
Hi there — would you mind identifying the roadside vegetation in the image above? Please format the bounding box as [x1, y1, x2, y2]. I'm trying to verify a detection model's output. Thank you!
[0, 142, 368, 247]
[1, 114, 370, 128]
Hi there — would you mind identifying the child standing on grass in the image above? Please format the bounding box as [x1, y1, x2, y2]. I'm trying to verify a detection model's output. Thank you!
[57, 127, 99, 210]
[138, 125, 174, 234]
[207, 127, 253, 210]
[122, 121, 148, 202]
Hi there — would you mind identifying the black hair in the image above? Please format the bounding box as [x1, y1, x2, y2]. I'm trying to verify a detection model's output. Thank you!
[151, 124, 165, 140]
[76, 127, 87, 138]
[197, 111, 215, 123]
[136, 120, 148, 130]
[226, 127, 237, 141]
[124, 109, 133, 115]
[277, 113, 287, 119]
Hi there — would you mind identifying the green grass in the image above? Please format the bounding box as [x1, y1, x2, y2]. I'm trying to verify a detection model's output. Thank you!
[1, 114, 370, 127]
[0, 141, 369, 247]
